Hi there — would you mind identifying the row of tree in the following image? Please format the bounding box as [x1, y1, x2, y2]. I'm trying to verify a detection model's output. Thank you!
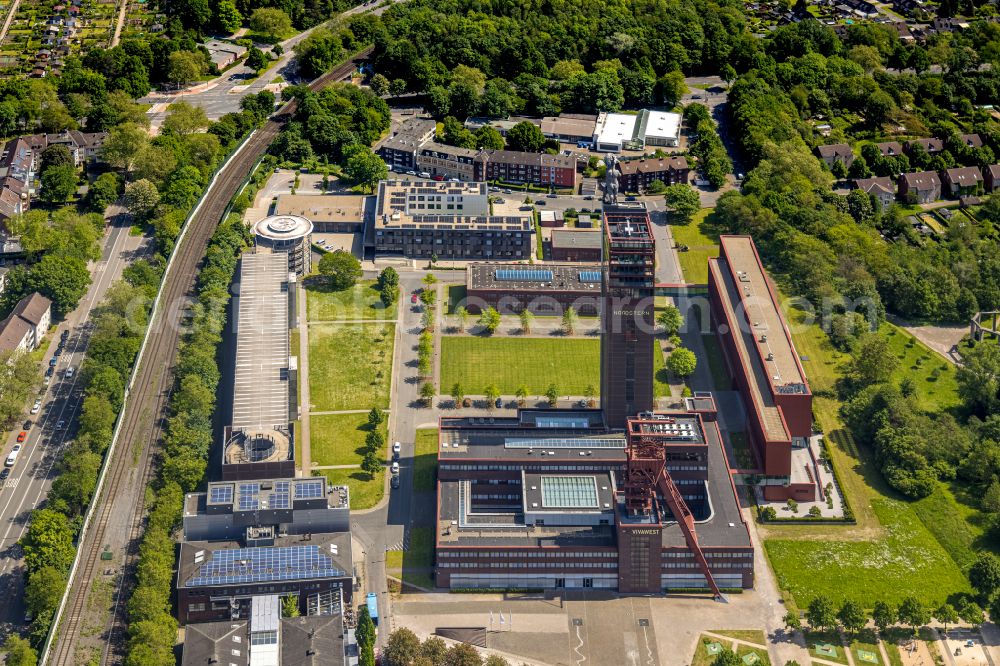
[792, 593, 985, 636]
[124, 212, 251, 666]
[382, 627, 514, 666]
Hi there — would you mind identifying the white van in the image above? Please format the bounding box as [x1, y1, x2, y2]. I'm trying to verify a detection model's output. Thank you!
[418, 172, 431, 179]
[6, 444, 21, 467]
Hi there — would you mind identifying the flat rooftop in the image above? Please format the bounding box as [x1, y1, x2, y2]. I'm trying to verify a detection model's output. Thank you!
[551, 229, 603, 250]
[178, 531, 352, 589]
[523, 471, 617, 513]
[604, 206, 653, 242]
[374, 180, 531, 232]
[637, 110, 682, 141]
[439, 424, 627, 462]
[184, 478, 349, 517]
[539, 115, 598, 138]
[274, 193, 368, 223]
[232, 252, 289, 430]
[627, 413, 706, 445]
[595, 113, 638, 146]
[467, 262, 603, 292]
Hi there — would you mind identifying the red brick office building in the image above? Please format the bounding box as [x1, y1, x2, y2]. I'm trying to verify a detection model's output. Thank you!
[707, 236, 819, 501]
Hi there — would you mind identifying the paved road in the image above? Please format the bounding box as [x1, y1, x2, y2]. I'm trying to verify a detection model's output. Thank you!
[0, 213, 149, 633]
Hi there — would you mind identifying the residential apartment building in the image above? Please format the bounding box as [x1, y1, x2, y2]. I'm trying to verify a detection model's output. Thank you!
[377, 117, 436, 172]
[617, 156, 690, 192]
[942, 166, 984, 197]
[898, 170, 942, 203]
[476, 149, 578, 189]
[0, 292, 52, 353]
[815, 143, 854, 169]
[851, 176, 896, 210]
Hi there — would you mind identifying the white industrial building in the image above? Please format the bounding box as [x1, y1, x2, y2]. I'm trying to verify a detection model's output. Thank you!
[592, 110, 682, 152]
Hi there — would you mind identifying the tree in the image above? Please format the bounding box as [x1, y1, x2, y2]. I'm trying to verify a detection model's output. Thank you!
[345, 150, 388, 192]
[378, 266, 399, 290]
[40, 164, 77, 203]
[214, 0, 242, 33]
[3, 635, 36, 666]
[850, 332, 898, 386]
[957, 343, 1000, 417]
[250, 7, 292, 39]
[712, 649, 743, 666]
[361, 449, 383, 478]
[246, 47, 270, 72]
[872, 600, 896, 634]
[562, 306, 577, 334]
[0, 349, 37, 426]
[970, 552, 1000, 600]
[584, 383, 596, 406]
[21, 508, 75, 573]
[444, 643, 483, 666]
[455, 306, 469, 331]
[318, 251, 362, 290]
[667, 347, 697, 378]
[123, 179, 159, 217]
[368, 407, 384, 428]
[26, 565, 66, 619]
[475, 126, 505, 150]
[545, 383, 559, 406]
[783, 611, 801, 631]
[897, 596, 930, 633]
[934, 603, 958, 632]
[484, 656, 511, 666]
[478, 307, 501, 334]
[281, 594, 300, 618]
[370, 73, 390, 97]
[657, 304, 683, 335]
[831, 159, 848, 180]
[658, 70, 688, 107]
[451, 383, 465, 408]
[24, 254, 91, 318]
[420, 381, 435, 406]
[663, 184, 701, 222]
[506, 121, 546, 153]
[384, 628, 422, 666]
[40, 144, 73, 172]
[960, 600, 984, 627]
[101, 123, 148, 174]
[485, 384, 501, 410]
[519, 309, 533, 334]
[806, 596, 836, 631]
[515, 384, 529, 406]
[85, 172, 122, 213]
[168, 50, 206, 87]
[837, 600, 868, 634]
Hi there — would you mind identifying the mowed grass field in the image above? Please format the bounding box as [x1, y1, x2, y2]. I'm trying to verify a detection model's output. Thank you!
[413, 428, 439, 492]
[440, 336, 599, 395]
[670, 209, 722, 284]
[318, 468, 383, 510]
[306, 278, 396, 321]
[309, 323, 395, 410]
[310, 412, 384, 467]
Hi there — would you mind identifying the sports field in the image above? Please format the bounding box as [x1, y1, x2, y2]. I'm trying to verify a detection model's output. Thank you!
[440, 336, 599, 395]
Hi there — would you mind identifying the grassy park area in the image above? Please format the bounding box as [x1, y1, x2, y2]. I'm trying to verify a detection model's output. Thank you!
[318, 468, 383, 511]
[413, 428, 439, 492]
[308, 323, 395, 410]
[306, 278, 396, 321]
[670, 209, 722, 284]
[692, 637, 733, 666]
[310, 413, 384, 467]
[440, 336, 599, 395]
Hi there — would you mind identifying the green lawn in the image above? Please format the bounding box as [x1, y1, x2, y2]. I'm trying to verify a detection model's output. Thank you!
[310, 413, 384, 467]
[761, 305, 972, 610]
[317, 467, 383, 510]
[736, 643, 772, 666]
[670, 209, 723, 284]
[413, 428, 439, 492]
[850, 635, 884, 666]
[308, 323, 395, 410]
[386, 526, 435, 590]
[440, 336, 600, 395]
[306, 278, 396, 321]
[447, 285, 467, 314]
[701, 334, 732, 390]
[692, 636, 733, 666]
[806, 631, 849, 665]
[713, 630, 767, 645]
[881, 324, 961, 413]
[654, 339, 671, 398]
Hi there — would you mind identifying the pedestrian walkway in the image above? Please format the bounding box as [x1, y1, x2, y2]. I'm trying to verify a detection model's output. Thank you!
[297, 283, 313, 475]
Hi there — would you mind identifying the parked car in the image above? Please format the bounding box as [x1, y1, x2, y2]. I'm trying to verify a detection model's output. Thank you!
[546, 193, 558, 198]
[16, 431, 26, 443]
[49, 358, 57, 367]
[23, 420, 31, 430]
[448, 177, 460, 183]
[625, 195, 637, 201]
[390, 461, 399, 475]
[6, 445, 21, 467]
[65, 367, 75, 379]
[390, 475, 400, 489]
[494, 198, 505, 204]
[0, 468, 9, 483]
[418, 172, 431, 178]
[60, 330, 69, 341]
[535, 200, 546, 206]
[392, 441, 401, 460]
[584, 195, 594, 200]
[56, 420, 65, 430]
[411, 293, 419, 304]
[495, 397, 503, 408]
[406, 170, 417, 176]
[503, 189, 512, 194]
[30, 399, 41, 414]
[432, 175, 445, 181]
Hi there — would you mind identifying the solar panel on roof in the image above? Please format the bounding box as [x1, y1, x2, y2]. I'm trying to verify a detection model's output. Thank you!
[578, 270, 602, 283]
[209, 485, 233, 504]
[536, 416, 591, 428]
[294, 479, 324, 499]
[238, 496, 260, 511]
[187, 546, 345, 587]
[495, 269, 554, 282]
[505, 437, 625, 449]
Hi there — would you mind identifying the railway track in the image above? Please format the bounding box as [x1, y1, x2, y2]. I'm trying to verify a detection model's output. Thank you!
[44, 50, 371, 665]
